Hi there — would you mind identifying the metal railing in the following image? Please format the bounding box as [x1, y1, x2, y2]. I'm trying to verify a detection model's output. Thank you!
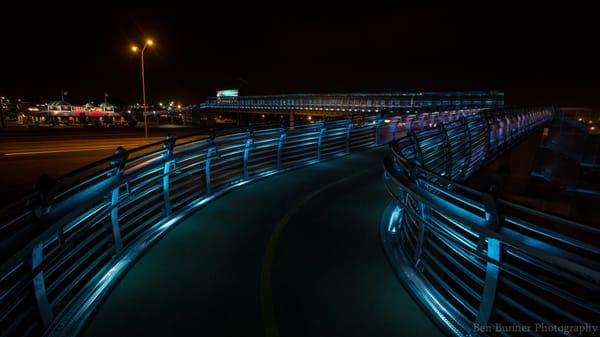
[0, 108, 480, 337]
[381, 107, 599, 336]
[201, 91, 504, 112]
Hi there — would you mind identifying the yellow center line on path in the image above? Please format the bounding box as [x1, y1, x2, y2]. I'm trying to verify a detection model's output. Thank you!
[259, 166, 375, 337]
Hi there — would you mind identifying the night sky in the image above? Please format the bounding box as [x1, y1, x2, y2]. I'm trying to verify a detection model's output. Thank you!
[1, 4, 598, 109]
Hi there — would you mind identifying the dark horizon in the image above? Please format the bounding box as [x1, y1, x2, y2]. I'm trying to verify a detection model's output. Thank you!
[1, 4, 598, 109]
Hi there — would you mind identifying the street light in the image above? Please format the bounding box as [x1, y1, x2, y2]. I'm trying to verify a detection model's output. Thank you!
[131, 38, 154, 137]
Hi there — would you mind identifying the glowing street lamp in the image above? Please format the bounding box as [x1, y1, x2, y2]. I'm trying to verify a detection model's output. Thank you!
[130, 39, 154, 137]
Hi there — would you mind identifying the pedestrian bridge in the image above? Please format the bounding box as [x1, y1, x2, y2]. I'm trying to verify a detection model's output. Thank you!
[0, 107, 597, 337]
[199, 91, 504, 118]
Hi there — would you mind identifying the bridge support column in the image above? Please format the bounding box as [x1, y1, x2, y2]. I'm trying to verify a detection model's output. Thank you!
[289, 111, 295, 129]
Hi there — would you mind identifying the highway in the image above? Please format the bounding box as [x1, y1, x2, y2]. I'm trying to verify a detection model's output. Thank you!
[0, 126, 404, 205]
[0, 128, 200, 204]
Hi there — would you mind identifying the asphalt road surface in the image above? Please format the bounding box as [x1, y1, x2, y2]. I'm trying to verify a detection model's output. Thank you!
[0, 128, 201, 205]
[0, 127, 406, 206]
[83, 148, 444, 337]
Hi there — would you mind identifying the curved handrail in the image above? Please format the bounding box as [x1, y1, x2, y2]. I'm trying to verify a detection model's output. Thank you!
[381, 107, 599, 336]
[0, 108, 481, 337]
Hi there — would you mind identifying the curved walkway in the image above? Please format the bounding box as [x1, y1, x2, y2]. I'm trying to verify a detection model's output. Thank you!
[83, 148, 443, 337]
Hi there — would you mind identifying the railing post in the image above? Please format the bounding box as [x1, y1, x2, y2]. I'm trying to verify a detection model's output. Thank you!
[413, 197, 429, 269]
[476, 190, 501, 327]
[243, 130, 254, 179]
[404, 136, 428, 268]
[205, 145, 216, 194]
[404, 162, 428, 268]
[375, 116, 384, 145]
[409, 130, 424, 167]
[276, 125, 287, 170]
[162, 135, 175, 216]
[438, 123, 453, 177]
[345, 118, 353, 153]
[32, 242, 53, 326]
[109, 146, 128, 253]
[459, 116, 472, 181]
[483, 110, 493, 155]
[317, 121, 326, 161]
[392, 117, 402, 142]
[33, 175, 57, 220]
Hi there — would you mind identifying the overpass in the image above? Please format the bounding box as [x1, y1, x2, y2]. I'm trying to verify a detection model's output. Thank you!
[0, 106, 597, 337]
[198, 91, 505, 122]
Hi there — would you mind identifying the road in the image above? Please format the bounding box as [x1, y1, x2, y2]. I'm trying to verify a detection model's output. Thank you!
[83, 148, 443, 337]
[0, 128, 201, 205]
[0, 126, 406, 206]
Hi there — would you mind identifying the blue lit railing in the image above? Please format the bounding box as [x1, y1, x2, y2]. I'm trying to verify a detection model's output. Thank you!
[381, 107, 599, 336]
[0, 109, 480, 337]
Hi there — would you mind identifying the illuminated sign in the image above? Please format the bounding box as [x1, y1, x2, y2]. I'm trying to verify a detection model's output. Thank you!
[216, 89, 239, 98]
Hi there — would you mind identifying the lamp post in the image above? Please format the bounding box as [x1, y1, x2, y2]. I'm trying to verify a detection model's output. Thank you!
[131, 39, 153, 137]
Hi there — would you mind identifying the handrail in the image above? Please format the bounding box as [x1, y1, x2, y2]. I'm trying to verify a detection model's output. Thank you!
[0, 108, 480, 337]
[381, 107, 599, 336]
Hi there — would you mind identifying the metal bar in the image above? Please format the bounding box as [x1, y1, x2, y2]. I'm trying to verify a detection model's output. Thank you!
[438, 123, 453, 177]
[32, 242, 53, 326]
[243, 132, 253, 179]
[317, 122, 326, 161]
[476, 192, 501, 326]
[162, 136, 176, 216]
[380, 107, 594, 337]
[109, 147, 128, 253]
[109, 188, 123, 253]
[458, 116, 473, 181]
[205, 146, 216, 194]
[375, 117, 384, 145]
[345, 119, 353, 153]
[413, 194, 429, 268]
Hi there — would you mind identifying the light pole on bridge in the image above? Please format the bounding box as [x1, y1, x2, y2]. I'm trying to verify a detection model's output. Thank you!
[131, 39, 154, 138]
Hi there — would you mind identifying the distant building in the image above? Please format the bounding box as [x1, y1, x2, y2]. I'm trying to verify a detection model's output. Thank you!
[29, 101, 123, 125]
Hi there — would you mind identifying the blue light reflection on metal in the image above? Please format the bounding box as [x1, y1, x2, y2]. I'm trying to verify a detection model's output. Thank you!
[2, 109, 480, 337]
[32, 242, 53, 326]
[381, 107, 599, 336]
[388, 206, 402, 233]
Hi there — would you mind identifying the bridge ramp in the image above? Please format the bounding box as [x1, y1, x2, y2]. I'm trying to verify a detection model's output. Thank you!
[83, 148, 443, 337]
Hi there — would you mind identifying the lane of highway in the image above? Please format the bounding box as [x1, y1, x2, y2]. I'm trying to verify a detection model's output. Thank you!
[0, 138, 165, 156]
[0, 129, 203, 204]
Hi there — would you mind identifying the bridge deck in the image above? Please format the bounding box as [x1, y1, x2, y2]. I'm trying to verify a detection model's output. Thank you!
[82, 148, 443, 337]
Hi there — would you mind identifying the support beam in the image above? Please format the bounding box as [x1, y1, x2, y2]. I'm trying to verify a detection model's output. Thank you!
[289, 110, 295, 129]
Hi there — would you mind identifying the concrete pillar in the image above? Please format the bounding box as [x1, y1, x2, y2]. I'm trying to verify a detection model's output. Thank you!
[289, 110, 295, 129]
